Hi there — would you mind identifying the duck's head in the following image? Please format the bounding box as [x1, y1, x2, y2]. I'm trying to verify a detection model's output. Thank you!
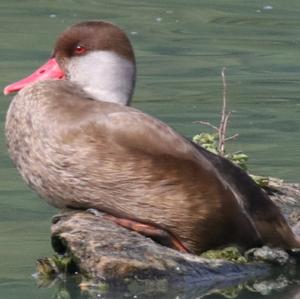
[4, 21, 136, 105]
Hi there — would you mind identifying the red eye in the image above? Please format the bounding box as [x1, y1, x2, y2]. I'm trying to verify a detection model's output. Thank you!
[74, 45, 87, 55]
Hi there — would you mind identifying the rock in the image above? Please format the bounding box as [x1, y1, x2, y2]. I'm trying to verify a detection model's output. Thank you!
[266, 180, 300, 227]
[50, 211, 269, 285]
[245, 246, 291, 266]
[33, 182, 300, 297]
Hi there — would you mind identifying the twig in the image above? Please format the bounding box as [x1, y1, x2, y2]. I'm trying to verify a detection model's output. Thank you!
[225, 133, 239, 142]
[218, 67, 228, 155]
[195, 67, 237, 156]
[193, 121, 219, 132]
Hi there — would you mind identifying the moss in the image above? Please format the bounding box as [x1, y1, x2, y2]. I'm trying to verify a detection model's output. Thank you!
[35, 254, 79, 280]
[200, 247, 248, 264]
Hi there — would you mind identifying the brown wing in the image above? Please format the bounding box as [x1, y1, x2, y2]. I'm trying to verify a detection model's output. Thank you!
[105, 109, 205, 161]
[27, 81, 262, 252]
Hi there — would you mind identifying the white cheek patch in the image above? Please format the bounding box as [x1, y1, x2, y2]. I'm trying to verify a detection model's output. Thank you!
[67, 51, 136, 105]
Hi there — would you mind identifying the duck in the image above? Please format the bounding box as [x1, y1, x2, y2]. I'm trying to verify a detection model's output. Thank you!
[4, 21, 300, 254]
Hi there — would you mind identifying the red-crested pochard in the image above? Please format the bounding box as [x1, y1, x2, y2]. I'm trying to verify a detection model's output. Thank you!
[4, 21, 300, 254]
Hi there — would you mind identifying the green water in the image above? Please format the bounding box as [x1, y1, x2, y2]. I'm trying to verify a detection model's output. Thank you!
[0, 0, 299, 298]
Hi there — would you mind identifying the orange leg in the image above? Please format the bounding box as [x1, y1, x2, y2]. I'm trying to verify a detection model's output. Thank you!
[102, 214, 190, 253]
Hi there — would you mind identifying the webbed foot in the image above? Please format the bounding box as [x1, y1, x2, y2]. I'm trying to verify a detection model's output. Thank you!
[86, 208, 189, 253]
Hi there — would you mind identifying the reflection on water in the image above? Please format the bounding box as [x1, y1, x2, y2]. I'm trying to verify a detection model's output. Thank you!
[27, 264, 300, 299]
[0, 0, 300, 298]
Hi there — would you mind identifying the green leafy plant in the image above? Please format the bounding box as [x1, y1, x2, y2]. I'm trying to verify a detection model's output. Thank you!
[193, 133, 249, 171]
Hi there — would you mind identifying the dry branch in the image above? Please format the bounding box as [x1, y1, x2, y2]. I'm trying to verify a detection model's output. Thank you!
[195, 67, 237, 156]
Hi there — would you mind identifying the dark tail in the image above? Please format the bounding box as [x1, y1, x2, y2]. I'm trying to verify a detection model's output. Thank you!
[190, 140, 300, 249]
